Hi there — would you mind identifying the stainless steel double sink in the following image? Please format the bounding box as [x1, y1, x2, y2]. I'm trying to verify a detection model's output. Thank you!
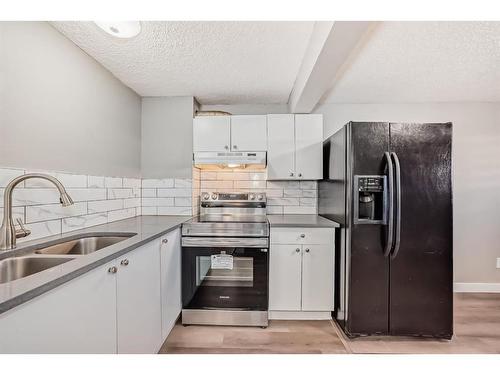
[0, 233, 136, 284]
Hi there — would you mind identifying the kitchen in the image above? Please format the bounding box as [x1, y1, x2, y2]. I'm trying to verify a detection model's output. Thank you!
[1, 2, 500, 369]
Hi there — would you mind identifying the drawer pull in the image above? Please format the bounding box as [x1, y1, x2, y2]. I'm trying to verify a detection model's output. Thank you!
[300, 234, 305, 238]
[295, 248, 300, 253]
[305, 248, 310, 253]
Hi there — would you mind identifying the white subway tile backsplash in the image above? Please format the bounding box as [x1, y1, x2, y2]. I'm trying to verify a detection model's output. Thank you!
[174, 179, 192, 188]
[300, 181, 317, 190]
[88, 199, 123, 214]
[266, 206, 284, 215]
[104, 177, 123, 188]
[142, 207, 158, 215]
[299, 197, 317, 206]
[175, 197, 192, 207]
[283, 189, 302, 198]
[18, 220, 61, 243]
[157, 188, 191, 197]
[268, 197, 300, 206]
[142, 188, 156, 197]
[108, 208, 136, 222]
[0, 168, 24, 187]
[26, 202, 88, 223]
[235, 180, 266, 189]
[62, 213, 108, 233]
[283, 206, 317, 214]
[68, 188, 107, 202]
[107, 188, 134, 199]
[123, 178, 141, 188]
[0, 207, 24, 223]
[24, 171, 87, 188]
[142, 178, 174, 188]
[123, 197, 141, 208]
[87, 175, 105, 188]
[157, 198, 175, 207]
[200, 171, 217, 180]
[142, 198, 159, 207]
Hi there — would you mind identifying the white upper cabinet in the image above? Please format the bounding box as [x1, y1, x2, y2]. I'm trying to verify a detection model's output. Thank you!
[193, 116, 231, 152]
[230, 115, 267, 151]
[295, 114, 323, 180]
[267, 114, 295, 179]
[116, 240, 162, 354]
[267, 114, 323, 180]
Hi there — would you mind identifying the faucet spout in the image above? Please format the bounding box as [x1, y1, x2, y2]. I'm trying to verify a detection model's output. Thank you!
[0, 173, 74, 251]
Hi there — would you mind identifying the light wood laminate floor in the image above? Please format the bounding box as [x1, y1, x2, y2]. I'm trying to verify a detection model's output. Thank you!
[159, 293, 500, 354]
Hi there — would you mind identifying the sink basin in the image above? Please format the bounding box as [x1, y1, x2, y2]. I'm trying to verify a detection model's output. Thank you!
[34, 234, 134, 256]
[0, 256, 75, 284]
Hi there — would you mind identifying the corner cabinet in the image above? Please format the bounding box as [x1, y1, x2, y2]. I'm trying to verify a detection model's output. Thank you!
[193, 115, 267, 152]
[0, 228, 183, 354]
[269, 227, 334, 319]
[267, 114, 323, 180]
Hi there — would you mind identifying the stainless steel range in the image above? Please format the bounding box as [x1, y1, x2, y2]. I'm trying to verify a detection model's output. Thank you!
[181, 192, 269, 327]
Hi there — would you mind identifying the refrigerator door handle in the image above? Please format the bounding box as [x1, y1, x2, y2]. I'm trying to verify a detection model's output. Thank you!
[383, 152, 394, 257]
[390, 152, 402, 259]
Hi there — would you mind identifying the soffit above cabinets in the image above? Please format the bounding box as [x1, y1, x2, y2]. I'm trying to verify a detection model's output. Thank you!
[322, 21, 500, 103]
[51, 21, 314, 104]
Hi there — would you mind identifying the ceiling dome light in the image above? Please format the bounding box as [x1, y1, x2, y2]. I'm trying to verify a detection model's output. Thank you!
[95, 21, 141, 39]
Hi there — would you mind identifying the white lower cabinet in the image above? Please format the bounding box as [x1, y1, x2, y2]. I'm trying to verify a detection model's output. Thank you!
[269, 227, 334, 317]
[0, 260, 117, 354]
[0, 229, 182, 354]
[116, 240, 162, 354]
[160, 228, 182, 341]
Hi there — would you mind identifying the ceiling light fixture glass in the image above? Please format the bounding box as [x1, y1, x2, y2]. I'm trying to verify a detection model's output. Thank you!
[95, 21, 141, 38]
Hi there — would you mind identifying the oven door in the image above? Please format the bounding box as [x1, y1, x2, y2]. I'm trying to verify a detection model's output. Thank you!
[182, 237, 268, 311]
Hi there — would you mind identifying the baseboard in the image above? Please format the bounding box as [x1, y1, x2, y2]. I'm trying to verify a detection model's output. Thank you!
[454, 282, 500, 293]
[269, 311, 332, 320]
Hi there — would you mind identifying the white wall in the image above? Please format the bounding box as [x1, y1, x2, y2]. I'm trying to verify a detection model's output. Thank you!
[314, 102, 500, 284]
[0, 22, 142, 177]
[141, 97, 195, 179]
[198, 104, 288, 115]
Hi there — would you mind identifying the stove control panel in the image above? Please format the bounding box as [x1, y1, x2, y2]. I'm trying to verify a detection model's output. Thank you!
[201, 192, 266, 202]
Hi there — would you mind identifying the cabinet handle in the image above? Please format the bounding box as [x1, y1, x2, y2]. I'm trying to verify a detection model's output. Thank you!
[295, 248, 301, 253]
[305, 248, 310, 253]
[300, 234, 305, 238]
[290, 172, 294, 177]
[120, 259, 129, 266]
[162, 238, 168, 244]
[233, 145, 237, 149]
[224, 145, 229, 150]
[108, 266, 117, 274]
[298, 173, 302, 178]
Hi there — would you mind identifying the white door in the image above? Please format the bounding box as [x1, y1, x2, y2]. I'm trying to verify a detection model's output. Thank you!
[160, 229, 182, 341]
[301, 244, 334, 311]
[193, 116, 231, 152]
[267, 114, 295, 179]
[269, 244, 302, 311]
[116, 241, 162, 353]
[0, 261, 117, 353]
[230, 115, 267, 151]
[295, 114, 323, 180]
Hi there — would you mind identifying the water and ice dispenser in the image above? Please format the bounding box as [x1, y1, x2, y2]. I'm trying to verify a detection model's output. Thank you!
[353, 175, 387, 224]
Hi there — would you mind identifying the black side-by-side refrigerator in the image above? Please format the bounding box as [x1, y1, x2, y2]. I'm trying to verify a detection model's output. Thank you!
[319, 122, 453, 339]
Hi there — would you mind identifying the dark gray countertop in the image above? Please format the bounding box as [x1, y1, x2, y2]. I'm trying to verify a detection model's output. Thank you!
[0, 215, 191, 314]
[267, 214, 340, 228]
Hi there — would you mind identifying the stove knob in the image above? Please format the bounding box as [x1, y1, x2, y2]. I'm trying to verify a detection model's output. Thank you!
[257, 194, 264, 200]
[202, 193, 210, 200]
[211, 193, 218, 200]
[249, 193, 256, 200]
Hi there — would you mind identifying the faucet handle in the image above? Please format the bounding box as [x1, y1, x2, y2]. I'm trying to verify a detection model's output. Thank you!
[15, 218, 31, 238]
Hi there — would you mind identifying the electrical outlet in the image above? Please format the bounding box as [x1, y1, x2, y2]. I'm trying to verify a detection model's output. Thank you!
[497, 258, 500, 269]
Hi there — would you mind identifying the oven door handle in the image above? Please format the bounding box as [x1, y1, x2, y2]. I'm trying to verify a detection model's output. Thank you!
[182, 237, 269, 248]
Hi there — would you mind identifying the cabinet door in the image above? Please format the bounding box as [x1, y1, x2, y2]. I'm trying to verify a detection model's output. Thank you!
[295, 114, 323, 180]
[267, 114, 295, 179]
[230, 115, 267, 151]
[193, 116, 231, 152]
[116, 241, 162, 353]
[160, 229, 182, 341]
[0, 261, 117, 353]
[301, 244, 334, 311]
[269, 244, 302, 311]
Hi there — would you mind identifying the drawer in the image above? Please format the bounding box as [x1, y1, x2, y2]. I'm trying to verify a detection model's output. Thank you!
[270, 227, 334, 245]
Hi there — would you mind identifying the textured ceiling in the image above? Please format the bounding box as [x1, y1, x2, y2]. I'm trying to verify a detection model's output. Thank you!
[323, 22, 500, 103]
[51, 21, 314, 104]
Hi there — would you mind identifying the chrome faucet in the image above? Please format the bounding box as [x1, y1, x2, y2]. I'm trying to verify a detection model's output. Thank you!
[0, 173, 74, 250]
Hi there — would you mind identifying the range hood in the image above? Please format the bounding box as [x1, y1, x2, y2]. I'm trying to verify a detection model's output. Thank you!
[193, 151, 266, 170]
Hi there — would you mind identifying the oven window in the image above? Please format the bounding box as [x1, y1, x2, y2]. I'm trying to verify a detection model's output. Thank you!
[196, 256, 254, 287]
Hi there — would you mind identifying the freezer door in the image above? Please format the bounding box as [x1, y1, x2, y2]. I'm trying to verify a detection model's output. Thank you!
[346, 122, 391, 336]
[389, 123, 453, 338]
